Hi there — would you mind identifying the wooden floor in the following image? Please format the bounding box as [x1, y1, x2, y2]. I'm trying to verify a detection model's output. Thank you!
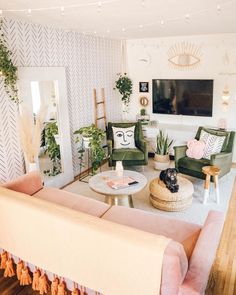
[0, 174, 236, 294]
[0, 269, 39, 295]
[205, 177, 236, 295]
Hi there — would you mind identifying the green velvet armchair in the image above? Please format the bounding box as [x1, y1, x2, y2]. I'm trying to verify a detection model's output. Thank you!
[174, 127, 235, 180]
[107, 121, 148, 167]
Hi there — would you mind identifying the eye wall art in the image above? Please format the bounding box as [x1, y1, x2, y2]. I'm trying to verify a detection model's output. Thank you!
[167, 42, 202, 70]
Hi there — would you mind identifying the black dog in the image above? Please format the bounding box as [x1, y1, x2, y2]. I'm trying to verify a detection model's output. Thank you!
[160, 168, 179, 193]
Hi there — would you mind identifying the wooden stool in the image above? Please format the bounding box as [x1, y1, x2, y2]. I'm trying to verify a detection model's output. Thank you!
[202, 165, 221, 204]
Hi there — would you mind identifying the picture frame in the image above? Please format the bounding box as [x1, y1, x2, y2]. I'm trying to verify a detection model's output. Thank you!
[139, 82, 149, 93]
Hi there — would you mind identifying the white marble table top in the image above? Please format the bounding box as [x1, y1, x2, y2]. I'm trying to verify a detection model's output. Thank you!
[89, 170, 147, 196]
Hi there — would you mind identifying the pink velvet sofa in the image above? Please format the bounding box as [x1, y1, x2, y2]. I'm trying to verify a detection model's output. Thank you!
[1, 171, 224, 295]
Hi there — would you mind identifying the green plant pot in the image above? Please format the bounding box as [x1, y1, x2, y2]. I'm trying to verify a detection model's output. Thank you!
[140, 109, 146, 116]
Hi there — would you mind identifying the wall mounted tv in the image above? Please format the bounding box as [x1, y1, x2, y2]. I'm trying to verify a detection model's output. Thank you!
[152, 79, 214, 117]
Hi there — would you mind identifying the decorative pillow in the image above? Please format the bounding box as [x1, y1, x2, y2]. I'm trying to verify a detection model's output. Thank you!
[112, 126, 136, 149]
[201, 127, 229, 152]
[200, 130, 226, 160]
[186, 139, 205, 159]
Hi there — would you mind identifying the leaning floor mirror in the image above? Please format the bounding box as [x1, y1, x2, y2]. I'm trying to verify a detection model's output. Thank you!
[18, 67, 74, 188]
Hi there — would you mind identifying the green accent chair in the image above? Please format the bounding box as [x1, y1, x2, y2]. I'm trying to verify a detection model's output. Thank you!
[174, 126, 235, 180]
[107, 121, 148, 167]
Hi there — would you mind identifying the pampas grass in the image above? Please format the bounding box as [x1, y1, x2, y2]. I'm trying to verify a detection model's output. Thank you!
[18, 105, 47, 163]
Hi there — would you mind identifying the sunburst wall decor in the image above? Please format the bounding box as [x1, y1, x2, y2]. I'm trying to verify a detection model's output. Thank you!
[167, 42, 202, 70]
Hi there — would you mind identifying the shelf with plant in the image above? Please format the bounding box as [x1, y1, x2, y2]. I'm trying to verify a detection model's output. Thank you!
[114, 73, 132, 110]
[74, 124, 105, 174]
[0, 20, 18, 103]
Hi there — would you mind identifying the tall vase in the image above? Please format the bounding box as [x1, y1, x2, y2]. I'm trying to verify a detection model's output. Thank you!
[115, 161, 124, 177]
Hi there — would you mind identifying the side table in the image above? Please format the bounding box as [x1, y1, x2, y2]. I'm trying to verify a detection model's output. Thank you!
[202, 165, 221, 204]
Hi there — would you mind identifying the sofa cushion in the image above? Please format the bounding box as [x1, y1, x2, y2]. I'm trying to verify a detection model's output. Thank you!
[112, 148, 144, 161]
[178, 156, 210, 172]
[33, 187, 110, 217]
[161, 240, 189, 294]
[102, 206, 202, 260]
[179, 211, 224, 294]
[1, 171, 43, 195]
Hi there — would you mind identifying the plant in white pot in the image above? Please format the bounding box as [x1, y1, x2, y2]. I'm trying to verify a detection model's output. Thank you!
[154, 130, 173, 170]
[74, 124, 105, 174]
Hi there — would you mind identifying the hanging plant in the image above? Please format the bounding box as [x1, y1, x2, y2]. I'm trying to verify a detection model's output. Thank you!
[114, 73, 132, 109]
[0, 20, 18, 103]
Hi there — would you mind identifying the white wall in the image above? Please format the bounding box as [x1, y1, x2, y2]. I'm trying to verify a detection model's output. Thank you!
[126, 34, 236, 161]
[0, 17, 122, 182]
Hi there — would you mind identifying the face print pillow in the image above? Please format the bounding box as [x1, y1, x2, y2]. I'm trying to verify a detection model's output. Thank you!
[112, 126, 136, 149]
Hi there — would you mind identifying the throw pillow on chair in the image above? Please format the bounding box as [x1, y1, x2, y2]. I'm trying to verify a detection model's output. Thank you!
[186, 139, 205, 160]
[200, 130, 226, 159]
[112, 126, 136, 149]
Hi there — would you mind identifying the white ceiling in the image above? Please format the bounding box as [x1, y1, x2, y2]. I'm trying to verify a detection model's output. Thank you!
[1, 0, 236, 39]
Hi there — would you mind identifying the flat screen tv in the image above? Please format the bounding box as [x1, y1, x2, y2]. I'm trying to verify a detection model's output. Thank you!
[152, 79, 214, 117]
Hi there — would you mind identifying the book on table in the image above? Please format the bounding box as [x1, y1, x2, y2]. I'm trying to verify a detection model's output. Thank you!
[106, 177, 139, 190]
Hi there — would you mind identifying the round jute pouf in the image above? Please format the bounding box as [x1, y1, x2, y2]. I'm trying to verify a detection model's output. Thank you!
[149, 176, 194, 212]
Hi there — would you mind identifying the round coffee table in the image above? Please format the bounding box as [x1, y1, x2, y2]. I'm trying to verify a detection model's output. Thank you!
[89, 170, 147, 207]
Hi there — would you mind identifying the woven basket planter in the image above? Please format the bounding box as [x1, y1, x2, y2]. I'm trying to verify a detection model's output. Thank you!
[154, 154, 170, 170]
[150, 194, 193, 212]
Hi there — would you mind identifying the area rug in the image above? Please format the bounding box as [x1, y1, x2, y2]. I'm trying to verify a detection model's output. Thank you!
[64, 159, 236, 225]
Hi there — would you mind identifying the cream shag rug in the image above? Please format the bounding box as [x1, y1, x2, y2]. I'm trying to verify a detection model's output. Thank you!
[64, 159, 236, 225]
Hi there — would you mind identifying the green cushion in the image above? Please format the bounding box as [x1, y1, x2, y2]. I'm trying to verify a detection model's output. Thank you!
[178, 156, 210, 172]
[112, 148, 144, 161]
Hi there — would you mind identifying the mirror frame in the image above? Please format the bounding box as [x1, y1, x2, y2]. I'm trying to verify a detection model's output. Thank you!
[139, 96, 149, 106]
[18, 67, 74, 188]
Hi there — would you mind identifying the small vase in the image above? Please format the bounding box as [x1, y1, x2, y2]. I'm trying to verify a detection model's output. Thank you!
[115, 161, 124, 177]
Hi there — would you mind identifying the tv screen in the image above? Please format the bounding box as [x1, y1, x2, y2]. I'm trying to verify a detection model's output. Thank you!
[152, 79, 214, 117]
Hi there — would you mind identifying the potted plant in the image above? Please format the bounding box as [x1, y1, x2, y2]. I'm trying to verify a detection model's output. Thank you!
[140, 108, 146, 116]
[114, 73, 132, 110]
[154, 130, 173, 170]
[74, 124, 105, 174]
[43, 121, 62, 176]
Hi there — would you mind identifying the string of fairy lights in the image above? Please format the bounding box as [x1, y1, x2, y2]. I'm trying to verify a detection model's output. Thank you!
[0, 0, 236, 36]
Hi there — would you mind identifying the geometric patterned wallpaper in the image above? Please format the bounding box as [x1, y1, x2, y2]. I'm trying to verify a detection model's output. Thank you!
[0, 17, 122, 182]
